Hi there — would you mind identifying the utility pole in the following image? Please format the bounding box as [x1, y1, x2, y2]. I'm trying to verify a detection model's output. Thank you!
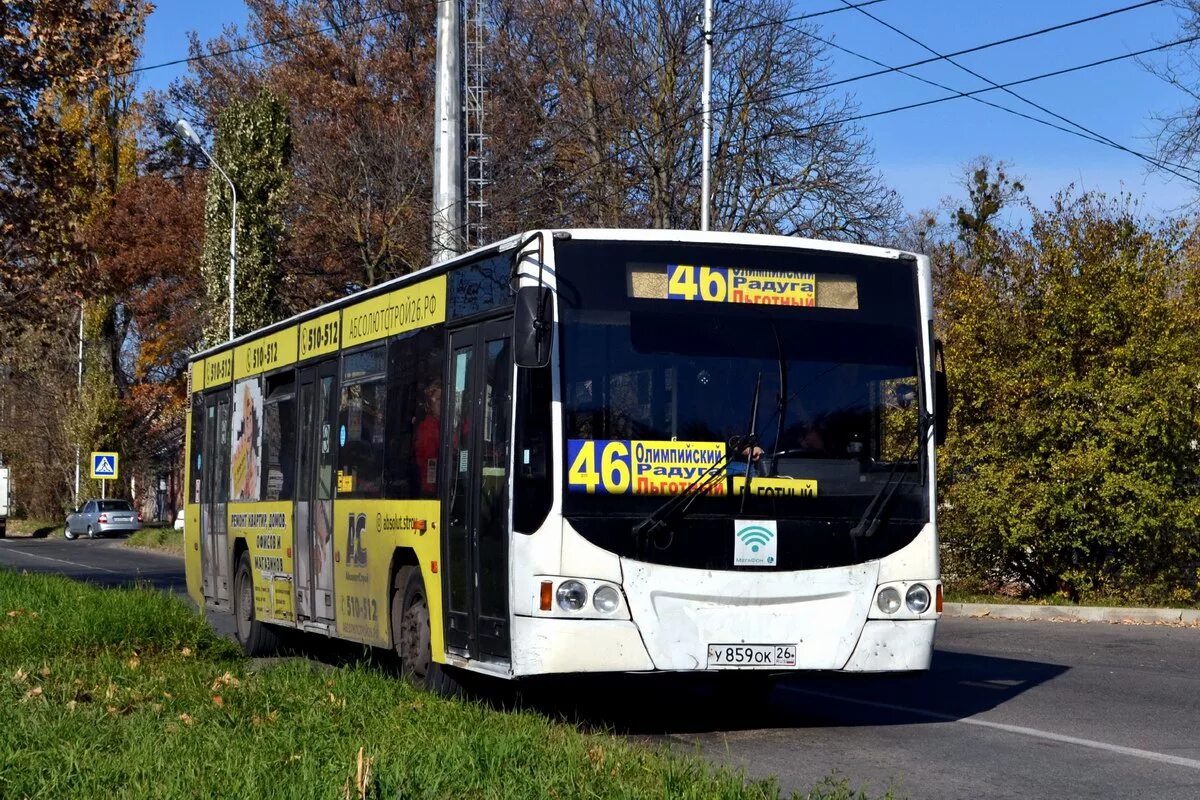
[700, 0, 713, 232]
[432, 0, 464, 262]
[464, 0, 488, 248]
[74, 303, 83, 505]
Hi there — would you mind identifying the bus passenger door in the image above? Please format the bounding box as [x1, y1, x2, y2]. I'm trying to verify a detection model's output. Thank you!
[443, 319, 514, 663]
[200, 392, 232, 606]
[295, 360, 338, 624]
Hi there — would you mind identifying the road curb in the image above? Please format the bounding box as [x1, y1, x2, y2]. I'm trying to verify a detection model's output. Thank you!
[944, 602, 1200, 626]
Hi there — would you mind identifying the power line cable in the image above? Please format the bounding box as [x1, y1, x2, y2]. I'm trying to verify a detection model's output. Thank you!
[469, 31, 1200, 235]
[736, 0, 1172, 102]
[119, 9, 408, 76]
[123, 0, 889, 79]
[727, 0, 1200, 182]
[730, 0, 1163, 38]
[835, 0, 1198, 183]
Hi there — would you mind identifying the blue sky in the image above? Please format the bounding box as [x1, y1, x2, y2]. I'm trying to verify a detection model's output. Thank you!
[139, 0, 1199, 218]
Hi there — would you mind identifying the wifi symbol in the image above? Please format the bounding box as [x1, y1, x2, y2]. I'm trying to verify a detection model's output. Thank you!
[737, 525, 775, 553]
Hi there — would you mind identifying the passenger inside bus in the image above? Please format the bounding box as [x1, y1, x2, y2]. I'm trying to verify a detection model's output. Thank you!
[414, 378, 442, 496]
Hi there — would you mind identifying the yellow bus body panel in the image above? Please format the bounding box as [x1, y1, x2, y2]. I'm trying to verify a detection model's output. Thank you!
[332, 499, 443, 658]
[233, 326, 299, 381]
[182, 408, 203, 608]
[229, 501, 296, 624]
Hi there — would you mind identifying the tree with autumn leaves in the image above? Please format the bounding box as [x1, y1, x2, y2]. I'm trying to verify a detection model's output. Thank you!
[0, 0, 207, 516]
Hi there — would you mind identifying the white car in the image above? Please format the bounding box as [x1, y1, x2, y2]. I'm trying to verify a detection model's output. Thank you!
[173, 508, 185, 530]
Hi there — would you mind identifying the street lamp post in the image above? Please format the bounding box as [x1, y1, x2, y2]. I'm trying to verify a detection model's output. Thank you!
[173, 118, 238, 342]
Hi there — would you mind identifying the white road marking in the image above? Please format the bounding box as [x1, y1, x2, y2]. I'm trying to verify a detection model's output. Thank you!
[784, 686, 1200, 771]
[0, 545, 120, 574]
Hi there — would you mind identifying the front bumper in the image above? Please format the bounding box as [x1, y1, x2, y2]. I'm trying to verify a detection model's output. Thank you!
[509, 559, 938, 675]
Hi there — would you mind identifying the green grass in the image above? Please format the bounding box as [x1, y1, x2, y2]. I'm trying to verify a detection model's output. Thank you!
[124, 526, 184, 555]
[0, 571, 886, 799]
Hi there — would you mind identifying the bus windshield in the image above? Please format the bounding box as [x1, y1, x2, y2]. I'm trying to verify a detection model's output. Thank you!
[555, 239, 930, 570]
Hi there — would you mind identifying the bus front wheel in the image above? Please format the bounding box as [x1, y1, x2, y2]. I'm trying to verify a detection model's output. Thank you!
[393, 566, 463, 697]
[233, 550, 279, 657]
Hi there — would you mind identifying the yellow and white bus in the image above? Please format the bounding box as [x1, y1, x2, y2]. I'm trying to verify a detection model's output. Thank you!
[184, 229, 946, 691]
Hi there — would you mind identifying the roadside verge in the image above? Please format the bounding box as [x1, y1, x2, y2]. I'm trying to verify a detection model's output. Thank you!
[0, 569, 815, 799]
[944, 602, 1200, 626]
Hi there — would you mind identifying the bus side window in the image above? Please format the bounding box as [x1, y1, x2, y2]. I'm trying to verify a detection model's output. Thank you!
[514, 365, 553, 534]
[385, 328, 444, 500]
[339, 346, 387, 499]
[190, 393, 205, 504]
[262, 371, 296, 501]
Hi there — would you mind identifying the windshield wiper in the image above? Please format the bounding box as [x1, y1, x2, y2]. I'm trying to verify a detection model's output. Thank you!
[739, 372, 763, 513]
[770, 321, 787, 479]
[633, 375, 763, 544]
[848, 412, 932, 544]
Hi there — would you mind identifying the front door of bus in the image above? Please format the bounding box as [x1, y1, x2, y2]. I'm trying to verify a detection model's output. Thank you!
[295, 361, 338, 623]
[200, 391, 231, 605]
[443, 319, 513, 662]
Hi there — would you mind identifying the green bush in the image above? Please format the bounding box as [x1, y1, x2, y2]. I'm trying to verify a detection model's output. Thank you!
[935, 186, 1200, 603]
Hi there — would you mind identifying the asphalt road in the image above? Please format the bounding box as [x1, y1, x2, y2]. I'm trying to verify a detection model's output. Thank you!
[2, 534, 1198, 799]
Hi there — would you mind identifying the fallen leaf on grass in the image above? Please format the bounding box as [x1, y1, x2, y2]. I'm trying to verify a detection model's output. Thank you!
[12, 668, 28, 685]
[210, 672, 240, 691]
[127, 654, 141, 670]
[38, 665, 50, 678]
[212, 695, 224, 707]
[343, 747, 373, 800]
[67, 700, 78, 712]
[23, 686, 43, 701]
[180, 647, 193, 658]
[179, 713, 194, 726]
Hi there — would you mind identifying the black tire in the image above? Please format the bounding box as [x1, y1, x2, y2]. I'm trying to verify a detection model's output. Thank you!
[86, 525, 95, 540]
[392, 566, 464, 697]
[233, 550, 280, 657]
[64, 525, 76, 541]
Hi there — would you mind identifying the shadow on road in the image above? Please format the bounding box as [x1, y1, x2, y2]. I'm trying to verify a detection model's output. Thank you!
[504, 646, 1069, 736]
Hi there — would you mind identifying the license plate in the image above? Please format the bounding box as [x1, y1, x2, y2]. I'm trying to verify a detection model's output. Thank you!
[707, 643, 797, 668]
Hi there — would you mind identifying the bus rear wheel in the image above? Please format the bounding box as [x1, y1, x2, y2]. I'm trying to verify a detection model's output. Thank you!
[233, 550, 279, 657]
[393, 566, 463, 697]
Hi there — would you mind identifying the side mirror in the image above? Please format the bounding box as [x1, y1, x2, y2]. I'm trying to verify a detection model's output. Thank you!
[515, 286, 553, 368]
[933, 339, 950, 446]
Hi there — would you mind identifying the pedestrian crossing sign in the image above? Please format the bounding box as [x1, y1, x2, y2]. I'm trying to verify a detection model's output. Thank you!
[90, 452, 119, 480]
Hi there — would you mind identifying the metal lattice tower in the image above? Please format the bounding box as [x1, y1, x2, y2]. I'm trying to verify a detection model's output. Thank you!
[463, 0, 488, 247]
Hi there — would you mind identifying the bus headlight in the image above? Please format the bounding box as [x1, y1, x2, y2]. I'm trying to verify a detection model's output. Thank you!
[556, 580, 588, 612]
[593, 585, 620, 614]
[877, 586, 902, 614]
[906, 584, 931, 614]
